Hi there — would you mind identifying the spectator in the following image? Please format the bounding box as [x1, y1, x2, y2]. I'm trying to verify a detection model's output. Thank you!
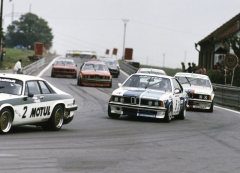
[185, 62, 192, 73]
[181, 62, 185, 72]
[0, 44, 6, 62]
[201, 65, 206, 74]
[13, 59, 23, 74]
[198, 66, 203, 74]
[192, 62, 197, 73]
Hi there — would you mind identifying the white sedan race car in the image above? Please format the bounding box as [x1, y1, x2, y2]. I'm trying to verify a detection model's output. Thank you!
[108, 73, 188, 122]
[0, 74, 78, 134]
[174, 72, 215, 112]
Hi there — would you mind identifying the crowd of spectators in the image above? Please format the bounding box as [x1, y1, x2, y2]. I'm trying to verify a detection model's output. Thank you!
[181, 62, 206, 74]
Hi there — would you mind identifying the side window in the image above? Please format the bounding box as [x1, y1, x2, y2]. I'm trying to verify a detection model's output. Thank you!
[27, 81, 41, 95]
[172, 79, 182, 92]
[39, 81, 51, 94]
[24, 83, 29, 96]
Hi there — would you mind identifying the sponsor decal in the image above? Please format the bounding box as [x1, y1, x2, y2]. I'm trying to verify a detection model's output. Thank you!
[123, 90, 145, 97]
[185, 89, 195, 98]
[0, 78, 16, 83]
[30, 106, 51, 118]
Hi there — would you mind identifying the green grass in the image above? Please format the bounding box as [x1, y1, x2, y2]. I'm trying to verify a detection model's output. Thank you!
[140, 64, 182, 76]
[0, 48, 53, 70]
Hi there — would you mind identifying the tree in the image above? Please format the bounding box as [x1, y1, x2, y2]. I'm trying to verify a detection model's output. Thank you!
[4, 13, 53, 49]
[228, 36, 240, 59]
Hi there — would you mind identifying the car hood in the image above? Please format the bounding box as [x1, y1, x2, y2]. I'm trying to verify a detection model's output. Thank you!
[112, 87, 172, 100]
[108, 65, 118, 70]
[82, 70, 110, 75]
[53, 65, 76, 70]
[0, 93, 20, 101]
[182, 85, 212, 95]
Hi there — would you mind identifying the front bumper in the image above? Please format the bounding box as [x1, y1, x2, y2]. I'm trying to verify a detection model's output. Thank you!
[109, 102, 166, 118]
[187, 99, 212, 110]
[82, 78, 111, 86]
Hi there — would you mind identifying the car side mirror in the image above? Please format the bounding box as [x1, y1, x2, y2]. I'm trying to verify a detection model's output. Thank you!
[174, 88, 181, 94]
[118, 83, 122, 87]
[28, 93, 34, 97]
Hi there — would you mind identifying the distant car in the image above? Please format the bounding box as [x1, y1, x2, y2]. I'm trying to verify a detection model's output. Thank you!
[174, 72, 215, 112]
[137, 68, 167, 75]
[66, 50, 81, 57]
[14, 45, 27, 50]
[101, 59, 120, 78]
[0, 73, 78, 134]
[51, 58, 77, 78]
[108, 73, 188, 122]
[77, 61, 112, 87]
[80, 50, 97, 59]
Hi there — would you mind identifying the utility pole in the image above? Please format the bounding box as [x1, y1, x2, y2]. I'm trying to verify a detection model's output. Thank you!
[122, 19, 129, 60]
[0, 0, 4, 52]
[11, 4, 14, 22]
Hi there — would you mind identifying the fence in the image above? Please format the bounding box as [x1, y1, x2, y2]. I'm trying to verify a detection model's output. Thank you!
[119, 60, 240, 110]
[23, 57, 45, 75]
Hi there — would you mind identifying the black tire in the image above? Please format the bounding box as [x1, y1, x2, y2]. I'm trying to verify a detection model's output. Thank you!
[45, 105, 64, 131]
[178, 103, 186, 120]
[108, 105, 120, 119]
[207, 102, 214, 113]
[164, 103, 172, 123]
[77, 78, 83, 86]
[108, 80, 112, 88]
[0, 108, 12, 133]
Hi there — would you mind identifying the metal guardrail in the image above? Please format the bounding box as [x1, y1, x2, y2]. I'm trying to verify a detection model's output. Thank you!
[212, 83, 240, 110]
[119, 60, 138, 75]
[23, 57, 45, 75]
[119, 61, 240, 110]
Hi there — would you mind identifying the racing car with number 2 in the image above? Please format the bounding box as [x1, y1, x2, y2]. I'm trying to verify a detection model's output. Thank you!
[0, 73, 78, 134]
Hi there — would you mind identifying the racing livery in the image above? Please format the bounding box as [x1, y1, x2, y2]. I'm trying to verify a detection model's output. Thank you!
[51, 58, 77, 78]
[108, 73, 188, 122]
[77, 61, 112, 87]
[0, 74, 78, 134]
[174, 72, 215, 112]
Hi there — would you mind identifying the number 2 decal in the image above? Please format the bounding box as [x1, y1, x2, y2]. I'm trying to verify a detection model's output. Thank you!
[22, 106, 27, 119]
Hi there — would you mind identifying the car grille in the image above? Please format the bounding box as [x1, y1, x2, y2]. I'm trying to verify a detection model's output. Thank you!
[83, 75, 110, 79]
[53, 69, 75, 72]
[187, 93, 210, 100]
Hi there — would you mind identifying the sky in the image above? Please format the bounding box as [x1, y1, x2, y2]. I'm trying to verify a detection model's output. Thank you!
[2, 0, 240, 69]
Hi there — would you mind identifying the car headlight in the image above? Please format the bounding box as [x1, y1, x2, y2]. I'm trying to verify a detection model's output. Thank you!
[154, 101, 159, 106]
[148, 101, 152, 106]
[120, 97, 124, 103]
[114, 97, 119, 102]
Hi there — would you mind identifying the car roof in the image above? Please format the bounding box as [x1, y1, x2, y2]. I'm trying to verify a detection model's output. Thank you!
[85, 61, 106, 65]
[138, 68, 165, 72]
[174, 72, 209, 79]
[134, 73, 173, 79]
[0, 73, 45, 82]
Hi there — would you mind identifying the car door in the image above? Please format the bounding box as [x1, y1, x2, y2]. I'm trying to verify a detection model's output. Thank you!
[21, 80, 52, 124]
[171, 78, 182, 115]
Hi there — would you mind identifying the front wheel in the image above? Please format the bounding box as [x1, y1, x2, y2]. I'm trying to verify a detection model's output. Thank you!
[178, 103, 186, 120]
[0, 108, 12, 133]
[108, 105, 120, 119]
[47, 105, 64, 131]
[164, 103, 172, 123]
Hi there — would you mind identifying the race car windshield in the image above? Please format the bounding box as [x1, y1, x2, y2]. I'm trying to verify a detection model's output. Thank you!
[0, 78, 23, 95]
[122, 75, 172, 92]
[176, 77, 211, 88]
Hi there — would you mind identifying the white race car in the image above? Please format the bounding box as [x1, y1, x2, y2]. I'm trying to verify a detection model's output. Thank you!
[108, 73, 188, 122]
[0, 73, 78, 134]
[174, 72, 215, 112]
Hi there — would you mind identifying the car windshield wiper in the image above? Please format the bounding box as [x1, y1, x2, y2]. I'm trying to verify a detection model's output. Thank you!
[91, 64, 96, 71]
[145, 77, 153, 89]
[180, 77, 193, 86]
[0, 86, 5, 89]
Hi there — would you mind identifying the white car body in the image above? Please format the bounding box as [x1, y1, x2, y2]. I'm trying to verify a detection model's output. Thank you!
[0, 73, 78, 133]
[174, 72, 215, 112]
[108, 73, 188, 122]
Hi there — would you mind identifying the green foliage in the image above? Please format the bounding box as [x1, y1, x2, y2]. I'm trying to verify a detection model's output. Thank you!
[0, 27, 5, 41]
[0, 48, 52, 70]
[207, 70, 225, 84]
[4, 13, 53, 49]
[140, 64, 182, 76]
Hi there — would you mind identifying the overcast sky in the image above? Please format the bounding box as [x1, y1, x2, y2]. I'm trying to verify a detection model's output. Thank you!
[3, 0, 240, 68]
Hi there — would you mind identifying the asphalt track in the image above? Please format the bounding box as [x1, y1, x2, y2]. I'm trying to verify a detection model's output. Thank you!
[1, 56, 240, 173]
